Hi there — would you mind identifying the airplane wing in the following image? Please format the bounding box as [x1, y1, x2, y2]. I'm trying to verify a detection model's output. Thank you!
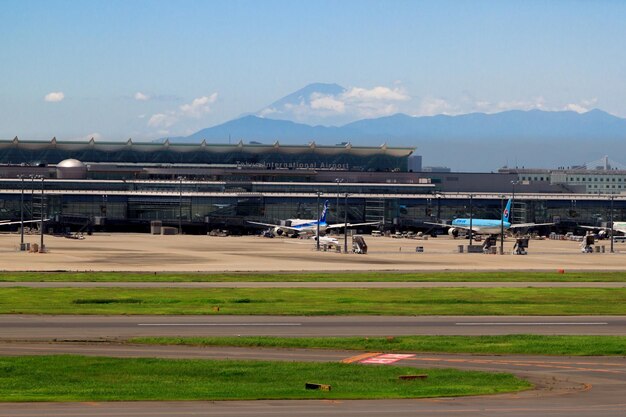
[509, 222, 554, 229]
[579, 225, 626, 234]
[422, 221, 475, 231]
[325, 221, 381, 230]
[423, 221, 452, 228]
[246, 221, 301, 232]
[0, 219, 49, 227]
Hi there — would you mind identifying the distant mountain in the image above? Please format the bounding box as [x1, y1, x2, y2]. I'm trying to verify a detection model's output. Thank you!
[160, 81, 626, 170]
[260, 83, 346, 114]
[183, 115, 360, 143]
[345, 108, 626, 141]
[255, 82, 350, 125]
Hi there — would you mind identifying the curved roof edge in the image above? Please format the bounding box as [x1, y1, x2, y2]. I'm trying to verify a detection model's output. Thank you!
[0, 138, 415, 157]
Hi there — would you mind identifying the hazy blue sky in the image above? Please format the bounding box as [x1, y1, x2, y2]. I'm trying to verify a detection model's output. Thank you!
[2, 0, 625, 141]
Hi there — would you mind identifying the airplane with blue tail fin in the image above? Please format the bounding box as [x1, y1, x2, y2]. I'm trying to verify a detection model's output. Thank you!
[425, 199, 553, 236]
[248, 200, 380, 236]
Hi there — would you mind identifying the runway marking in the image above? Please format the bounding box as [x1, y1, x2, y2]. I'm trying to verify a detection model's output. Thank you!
[455, 322, 608, 326]
[360, 353, 415, 365]
[341, 352, 381, 363]
[137, 323, 301, 327]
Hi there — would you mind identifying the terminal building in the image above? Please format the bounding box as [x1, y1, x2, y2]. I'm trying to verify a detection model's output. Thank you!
[0, 137, 623, 234]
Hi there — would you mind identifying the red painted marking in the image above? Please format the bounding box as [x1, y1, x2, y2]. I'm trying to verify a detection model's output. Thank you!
[360, 353, 415, 365]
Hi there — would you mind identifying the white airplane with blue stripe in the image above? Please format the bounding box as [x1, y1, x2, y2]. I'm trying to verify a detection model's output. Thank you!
[425, 199, 553, 236]
[248, 200, 380, 236]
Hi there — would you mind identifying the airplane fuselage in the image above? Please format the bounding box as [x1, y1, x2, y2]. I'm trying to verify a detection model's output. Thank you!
[274, 219, 328, 235]
[451, 218, 511, 235]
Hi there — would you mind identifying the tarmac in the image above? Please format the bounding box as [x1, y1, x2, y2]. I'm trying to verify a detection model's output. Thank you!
[0, 232, 624, 272]
[1, 231, 625, 416]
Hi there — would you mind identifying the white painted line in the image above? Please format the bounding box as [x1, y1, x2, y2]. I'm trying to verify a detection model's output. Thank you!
[138, 323, 301, 326]
[456, 322, 608, 326]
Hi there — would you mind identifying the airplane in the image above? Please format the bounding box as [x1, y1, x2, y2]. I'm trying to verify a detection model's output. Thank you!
[579, 222, 626, 238]
[247, 200, 380, 237]
[425, 199, 553, 236]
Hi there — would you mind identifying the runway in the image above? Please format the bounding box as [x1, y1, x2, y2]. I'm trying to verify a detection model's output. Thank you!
[1, 315, 625, 340]
[0, 343, 624, 417]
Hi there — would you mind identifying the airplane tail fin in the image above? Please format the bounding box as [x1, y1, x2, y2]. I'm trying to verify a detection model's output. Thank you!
[502, 199, 512, 223]
[320, 200, 329, 223]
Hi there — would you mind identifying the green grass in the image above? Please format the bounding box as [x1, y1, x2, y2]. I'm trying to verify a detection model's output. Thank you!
[0, 355, 531, 402]
[1, 271, 626, 282]
[131, 335, 626, 356]
[1, 287, 625, 314]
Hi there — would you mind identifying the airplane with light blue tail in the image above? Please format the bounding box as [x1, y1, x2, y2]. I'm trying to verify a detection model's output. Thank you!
[248, 200, 380, 236]
[425, 199, 553, 236]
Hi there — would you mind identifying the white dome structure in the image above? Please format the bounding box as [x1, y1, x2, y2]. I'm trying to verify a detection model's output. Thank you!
[56, 159, 87, 179]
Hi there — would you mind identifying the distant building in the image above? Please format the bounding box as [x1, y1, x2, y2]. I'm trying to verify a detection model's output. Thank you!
[500, 165, 626, 195]
[407, 154, 422, 172]
[422, 166, 451, 173]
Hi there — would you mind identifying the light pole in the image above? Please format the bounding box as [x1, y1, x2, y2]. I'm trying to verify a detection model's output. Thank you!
[178, 176, 184, 235]
[39, 176, 44, 253]
[335, 179, 342, 223]
[316, 191, 321, 251]
[30, 175, 35, 220]
[469, 194, 473, 246]
[19, 175, 24, 250]
[500, 195, 505, 255]
[610, 195, 614, 253]
[511, 180, 518, 222]
[343, 193, 349, 254]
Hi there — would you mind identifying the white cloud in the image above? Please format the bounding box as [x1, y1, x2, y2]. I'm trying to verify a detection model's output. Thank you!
[148, 112, 178, 129]
[134, 92, 150, 101]
[44, 91, 65, 102]
[563, 98, 598, 113]
[415, 97, 459, 116]
[147, 93, 218, 130]
[466, 97, 599, 115]
[258, 107, 277, 117]
[343, 86, 409, 102]
[495, 97, 547, 112]
[406, 94, 604, 118]
[179, 93, 218, 117]
[310, 94, 346, 113]
[257, 85, 411, 123]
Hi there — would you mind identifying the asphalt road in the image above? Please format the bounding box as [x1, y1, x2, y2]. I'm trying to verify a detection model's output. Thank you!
[1, 315, 625, 340]
[2, 281, 626, 288]
[0, 343, 624, 417]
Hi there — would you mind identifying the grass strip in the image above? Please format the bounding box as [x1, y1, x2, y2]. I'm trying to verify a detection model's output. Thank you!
[1, 271, 626, 282]
[0, 287, 625, 315]
[0, 355, 530, 402]
[130, 335, 626, 356]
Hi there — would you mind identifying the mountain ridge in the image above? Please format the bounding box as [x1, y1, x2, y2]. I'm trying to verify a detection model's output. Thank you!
[159, 83, 626, 170]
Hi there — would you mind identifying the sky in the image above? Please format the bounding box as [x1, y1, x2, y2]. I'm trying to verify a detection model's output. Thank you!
[1, 0, 626, 141]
